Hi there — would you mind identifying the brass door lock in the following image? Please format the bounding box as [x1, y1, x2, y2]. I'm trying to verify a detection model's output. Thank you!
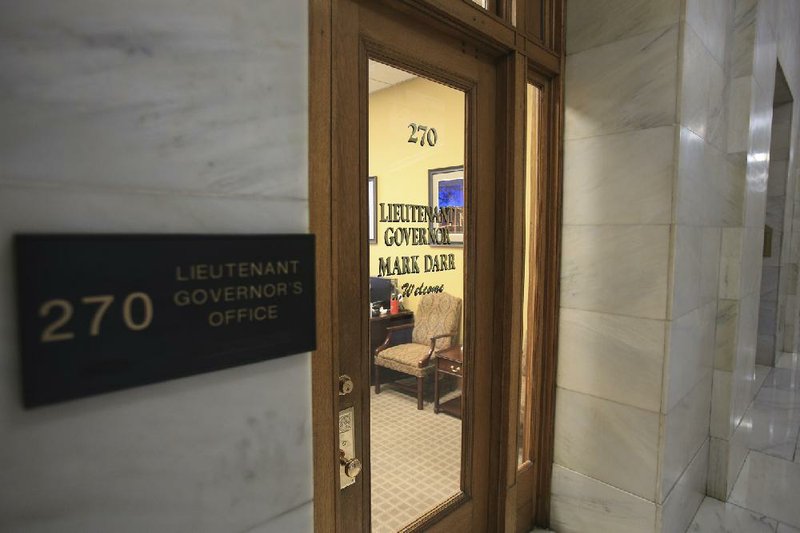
[339, 449, 362, 479]
[339, 374, 354, 395]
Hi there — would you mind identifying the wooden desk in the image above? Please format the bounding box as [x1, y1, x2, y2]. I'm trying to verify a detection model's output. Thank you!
[369, 311, 413, 385]
[434, 345, 463, 418]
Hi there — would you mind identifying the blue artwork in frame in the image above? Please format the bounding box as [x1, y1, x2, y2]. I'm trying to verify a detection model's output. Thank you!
[428, 165, 464, 246]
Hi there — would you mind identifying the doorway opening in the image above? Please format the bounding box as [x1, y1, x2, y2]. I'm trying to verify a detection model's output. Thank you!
[758, 64, 795, 367]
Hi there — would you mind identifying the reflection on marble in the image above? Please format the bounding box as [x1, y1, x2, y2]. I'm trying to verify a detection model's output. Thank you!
[553, 387, 660, 500]
[550, 464, 657, 533]
[558, 308, 665, 412]
[730, 451, 800, 528]
[565, 25, 678, 140]
[563, 126, 675, 225]
[731, 387, 800, 461]
[688, 497, 777, 532]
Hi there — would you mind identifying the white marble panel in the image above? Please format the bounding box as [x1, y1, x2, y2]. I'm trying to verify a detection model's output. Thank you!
[563, 126, 675, 225]
[687, 497, 777, 532]
[727, 426, 751, 498]
[728, 76, 755, 155]
[715, 299, 739, 372]
[732, 0, 758, 78]
[740, 227, 766, 296]
[752, 6, 778, 96]
[249, 500, 312, 533]
[560, 225, 670, 320]
[553, 388, 660, 500]
[685, 0, 731, 66]
[565, 26, 678, 140]
[719, 228, 744, 300]
[660, 373, 712, 499]
[676, 128, 713, 226]
[0, 1, 309, 200]
[659, 440, 708, 533]
[0, 353, 314, 533]
[730, 451, 800, 528]
[707, 437, 729, 500]
[664, 303, 715, 412]
[565, 0, 680, 55]
[671, 226, 721, 318]
[558, 308, 665, 412]
[711, 369, 733, 439]
[680, 24, 727, 149]
[0, 184, 307, 237]
[719, 159, 746, 227]
[550, 464, 657, 533]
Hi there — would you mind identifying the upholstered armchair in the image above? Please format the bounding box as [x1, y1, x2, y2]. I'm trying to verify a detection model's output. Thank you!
[373, 292, 462, 409]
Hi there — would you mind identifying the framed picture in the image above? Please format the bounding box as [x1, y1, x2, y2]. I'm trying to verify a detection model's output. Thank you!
[428, 165, 464, 246]
[368, 176, 377, 244]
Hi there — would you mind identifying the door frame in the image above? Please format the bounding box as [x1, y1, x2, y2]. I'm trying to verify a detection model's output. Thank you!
[309, 1, 565, 531]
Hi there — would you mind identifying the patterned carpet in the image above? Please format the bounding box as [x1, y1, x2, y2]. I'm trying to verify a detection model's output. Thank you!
[370, 380, 463, 532]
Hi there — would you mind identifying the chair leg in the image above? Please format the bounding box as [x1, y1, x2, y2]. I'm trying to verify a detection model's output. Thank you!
[374, 364, 381, 394]
[416, 376, 424, 410]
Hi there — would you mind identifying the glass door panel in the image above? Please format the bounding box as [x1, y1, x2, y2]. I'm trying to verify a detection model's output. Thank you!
[518, 82, 541, 468]
[367, 59, 466, 532]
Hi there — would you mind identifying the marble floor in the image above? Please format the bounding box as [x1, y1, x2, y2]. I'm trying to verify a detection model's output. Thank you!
[688, 353, 800, 532]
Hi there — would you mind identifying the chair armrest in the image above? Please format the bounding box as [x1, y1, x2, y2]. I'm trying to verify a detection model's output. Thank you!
[375, 323, 414, 356]
[419, 333, 457, 367]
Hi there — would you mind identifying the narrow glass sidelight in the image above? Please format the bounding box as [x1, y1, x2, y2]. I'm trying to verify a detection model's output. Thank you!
[367, 59, 466, 532]
[518, 83, 542, 468]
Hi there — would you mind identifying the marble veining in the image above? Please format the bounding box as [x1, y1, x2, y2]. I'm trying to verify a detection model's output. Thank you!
[689, 498, 777, 532]
[564, 25, 678, 140]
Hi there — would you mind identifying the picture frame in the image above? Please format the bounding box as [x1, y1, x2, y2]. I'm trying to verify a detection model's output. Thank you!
[368, 176, 377, 244]
[428, 165, 464, 246]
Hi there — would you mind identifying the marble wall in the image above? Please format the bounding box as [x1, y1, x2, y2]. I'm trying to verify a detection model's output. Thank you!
[0, 2, 313, 532]
[709, 0, 800, 502]
[554, 1, 680, 531]
[555, 0, 800, 531]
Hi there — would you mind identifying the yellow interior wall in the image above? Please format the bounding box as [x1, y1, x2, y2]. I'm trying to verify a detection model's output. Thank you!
[368, 76, 465, 316]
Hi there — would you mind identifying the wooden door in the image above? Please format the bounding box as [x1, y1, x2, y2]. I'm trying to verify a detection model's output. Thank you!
[315, 1, 505, 531]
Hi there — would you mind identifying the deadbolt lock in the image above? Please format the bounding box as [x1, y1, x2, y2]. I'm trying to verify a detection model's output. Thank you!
[339, 374, 354, 395]
[339, 449, 362, 479]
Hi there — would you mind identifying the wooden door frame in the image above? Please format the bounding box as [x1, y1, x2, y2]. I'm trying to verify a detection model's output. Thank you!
[309, 1, 565, 531]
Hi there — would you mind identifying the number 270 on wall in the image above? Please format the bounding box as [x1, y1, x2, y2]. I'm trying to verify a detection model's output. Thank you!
[407, 123, 438, 147]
